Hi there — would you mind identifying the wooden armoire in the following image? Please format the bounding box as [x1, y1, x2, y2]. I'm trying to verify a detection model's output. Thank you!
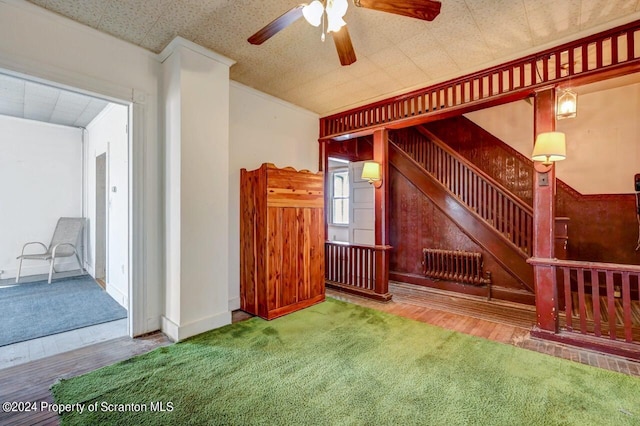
[240, 163, 325, 320]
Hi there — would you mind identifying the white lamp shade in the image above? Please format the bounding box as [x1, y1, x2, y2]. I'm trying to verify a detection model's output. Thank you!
[532, 132, 566, 164]
[302, 1, 324, 27]
[361, 161, 381, 181]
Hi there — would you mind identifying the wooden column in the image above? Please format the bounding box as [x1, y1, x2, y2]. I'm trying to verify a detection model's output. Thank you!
[373, 128, 390, 246]
[533, 88, 558, 333]
[373, 128, 391, 299]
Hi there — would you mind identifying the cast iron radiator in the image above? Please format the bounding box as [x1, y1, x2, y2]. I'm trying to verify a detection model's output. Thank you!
[422, 249, 491, 285]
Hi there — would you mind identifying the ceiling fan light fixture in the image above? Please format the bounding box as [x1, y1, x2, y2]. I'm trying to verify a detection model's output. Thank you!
[326, 0, 348, 32]
[327, 16, 347, 33]
[302, 1, 324, 27]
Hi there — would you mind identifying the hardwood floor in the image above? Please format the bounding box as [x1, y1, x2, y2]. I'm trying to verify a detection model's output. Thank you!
[0, 319, 128, 369]
[2, 284, 639, 425]
[0, 332, 171, 425]
[330, 282, 640, 376]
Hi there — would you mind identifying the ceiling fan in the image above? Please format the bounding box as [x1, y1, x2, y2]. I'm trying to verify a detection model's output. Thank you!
[248, 0, 442, 66]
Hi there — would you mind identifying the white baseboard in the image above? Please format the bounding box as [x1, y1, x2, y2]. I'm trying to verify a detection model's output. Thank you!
[106, 283, 128, 309]
[84, 263, 95, 277]
[228, 296, 240, 311]
[161, 310, 231, 342]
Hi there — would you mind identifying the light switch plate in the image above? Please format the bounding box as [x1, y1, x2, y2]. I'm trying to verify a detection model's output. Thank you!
[538, 172, 549, 186]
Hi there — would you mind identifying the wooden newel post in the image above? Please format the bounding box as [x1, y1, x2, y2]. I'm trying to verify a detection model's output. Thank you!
[533, 88, 559, 333]
[373, 128, 392, 300]
[374, 247, 391, 296]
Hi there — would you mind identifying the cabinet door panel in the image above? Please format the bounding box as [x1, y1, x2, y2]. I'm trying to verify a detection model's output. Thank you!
[267, 207, 283, 311]
[281, 207, 299, 307]
[297, 208, 310, 301]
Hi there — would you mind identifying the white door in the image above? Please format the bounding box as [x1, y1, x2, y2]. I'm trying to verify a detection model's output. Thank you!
[348, 161, 375, 245]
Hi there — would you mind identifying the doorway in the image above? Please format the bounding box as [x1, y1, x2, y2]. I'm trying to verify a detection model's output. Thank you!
[0, 70, 132, 367]
[95, 152, 107, 286]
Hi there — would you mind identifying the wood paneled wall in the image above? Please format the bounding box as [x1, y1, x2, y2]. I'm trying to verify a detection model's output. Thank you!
[389, 168, 533, 304]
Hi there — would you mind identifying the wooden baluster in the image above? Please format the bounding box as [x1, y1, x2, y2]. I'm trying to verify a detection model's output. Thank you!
[577, 268, 587, 334]
[364, 247, 370, 289]
[372, 248, 377, 290]
[606, 271, 616, 339]
[611, 35, 619, 65]
[334, 244, 338, 283]
[358, 246, 364, 288]
[564, 268, 573, 331]
[518, 64, 524, 88]
[596, 39, 603, 69]
[622, 272, 632, 342]
[582, 43, 589, 72]
[592, 270, 601, 337]
[488, 73, 494, 96]
[627, 30, 635, 61]
[568, 48, 575, 75]
[348, 246, 353, 286]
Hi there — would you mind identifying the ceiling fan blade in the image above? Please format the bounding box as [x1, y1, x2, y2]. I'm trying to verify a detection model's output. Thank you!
[354, 0, 442, 21]
[248, 5, 305, 45]
[333, 26, 357, 66]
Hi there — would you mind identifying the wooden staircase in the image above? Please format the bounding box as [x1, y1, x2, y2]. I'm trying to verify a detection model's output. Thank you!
[389, 127, 534, 292]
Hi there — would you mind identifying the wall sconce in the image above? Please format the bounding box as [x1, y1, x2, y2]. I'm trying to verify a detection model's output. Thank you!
[532, 131, 566, 173]
[557, 88, 577, 120]
[361, 161, 382, 188]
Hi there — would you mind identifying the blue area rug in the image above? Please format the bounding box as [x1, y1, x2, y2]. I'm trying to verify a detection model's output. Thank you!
[0, 275, 127, 347]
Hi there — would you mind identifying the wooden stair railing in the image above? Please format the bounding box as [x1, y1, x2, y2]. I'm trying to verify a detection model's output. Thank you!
[320, 20, 640, 139]
[528, 257, 640, 360]
[392, 126, 533, 256]
[325, 241, 393, 301]
[389, 142, 534, 292]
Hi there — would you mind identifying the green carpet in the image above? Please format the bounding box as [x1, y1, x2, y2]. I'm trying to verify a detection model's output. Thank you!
[52, 298, 639, 425]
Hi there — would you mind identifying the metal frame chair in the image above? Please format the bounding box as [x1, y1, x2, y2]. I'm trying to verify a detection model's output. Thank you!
[16, 217, 85, 284]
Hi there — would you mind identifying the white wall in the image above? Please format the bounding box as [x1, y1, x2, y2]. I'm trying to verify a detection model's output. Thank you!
[555, 84, 640, 194]
[465, 83, 640, 194]
[0, 0, 162, 336]
[228, 82, 319, 309]
[84, 104, 129, 307]
[0, 115, 82, 279]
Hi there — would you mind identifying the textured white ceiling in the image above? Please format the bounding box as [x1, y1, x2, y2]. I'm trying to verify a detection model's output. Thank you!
[26, 0, 640, 115]
[0, 73, 109, 128]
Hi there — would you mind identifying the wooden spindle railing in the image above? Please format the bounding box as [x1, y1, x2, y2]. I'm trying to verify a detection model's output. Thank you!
[528, 257, 640, 358]
[325, 241, 392, 301]
[320, 20, 640, 139]
[392, 128, 533, 256]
